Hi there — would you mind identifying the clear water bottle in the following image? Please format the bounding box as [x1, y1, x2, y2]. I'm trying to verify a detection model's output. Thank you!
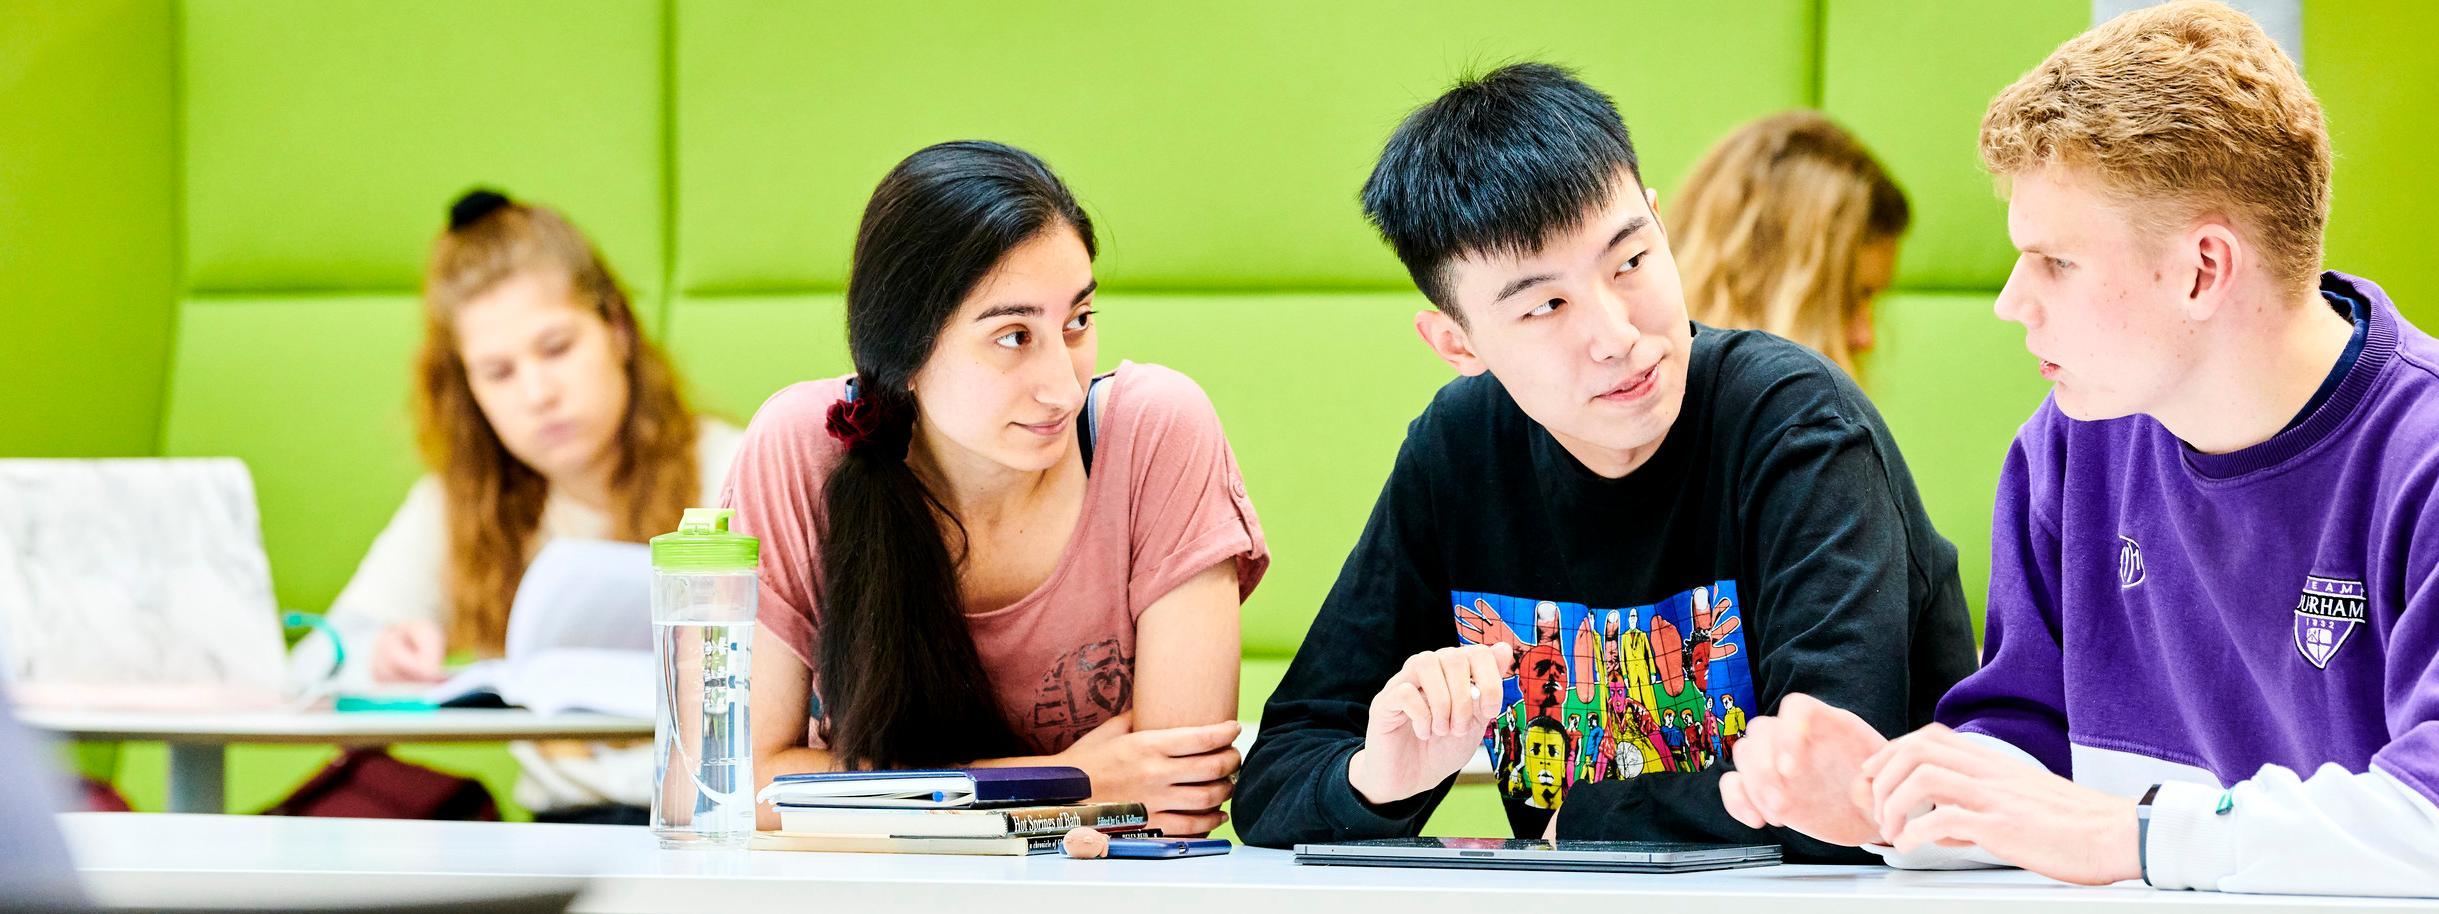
[649, 508, 758, 848]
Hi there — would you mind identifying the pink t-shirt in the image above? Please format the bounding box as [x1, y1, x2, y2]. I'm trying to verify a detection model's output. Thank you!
[719, 361, 1269, 755]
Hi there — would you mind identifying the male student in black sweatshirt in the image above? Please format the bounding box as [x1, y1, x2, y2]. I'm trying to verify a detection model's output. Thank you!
[1232, 63, 1976, 863]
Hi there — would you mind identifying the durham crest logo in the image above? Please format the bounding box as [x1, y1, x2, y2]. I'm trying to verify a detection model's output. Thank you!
[2294, 576, 2367, 670]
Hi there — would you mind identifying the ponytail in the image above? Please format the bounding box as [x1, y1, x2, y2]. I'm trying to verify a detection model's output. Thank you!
[810, 141, 1095, 768]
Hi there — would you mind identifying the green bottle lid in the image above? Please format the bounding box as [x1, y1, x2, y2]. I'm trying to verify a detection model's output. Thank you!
[650, 508, 760, 572]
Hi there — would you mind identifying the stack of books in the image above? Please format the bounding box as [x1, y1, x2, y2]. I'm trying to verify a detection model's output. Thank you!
[750, 766, 1154, 856]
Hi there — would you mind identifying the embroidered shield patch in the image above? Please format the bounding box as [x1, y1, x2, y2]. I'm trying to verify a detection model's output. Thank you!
[2293, 576, 2367, 670]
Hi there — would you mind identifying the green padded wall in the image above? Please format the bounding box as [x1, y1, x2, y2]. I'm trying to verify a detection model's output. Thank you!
[1818, 0, 2089, 291]
[158, 295, 426, 612]
[180, 0, 666, 301]
[106, 742, 536, 821]
[662, 294, 851, 424]
[1860, 293, 2054, 613]
[672, 0, 1817, 293]
[2310, 0, 2439, 323]
[0, 0, 177, 458]
[1089, 293, 1451, 655]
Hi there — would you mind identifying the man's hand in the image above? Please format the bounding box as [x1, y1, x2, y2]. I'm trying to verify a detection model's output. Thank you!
[1717, 692, 1886, 846]
[1348, 643, 1513, 807]
[1860, 724, 2140, 885]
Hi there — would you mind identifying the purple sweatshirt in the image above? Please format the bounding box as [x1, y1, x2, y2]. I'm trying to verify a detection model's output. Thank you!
[1923, 272, 2439, 895]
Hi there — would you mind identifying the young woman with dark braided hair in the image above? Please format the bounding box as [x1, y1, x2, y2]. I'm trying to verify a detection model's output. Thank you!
[722, 141, 1268, 837]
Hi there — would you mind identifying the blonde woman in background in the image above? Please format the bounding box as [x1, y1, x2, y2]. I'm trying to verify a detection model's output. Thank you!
[1672, 111, 1909, 375]
[291, 189, 742, 824]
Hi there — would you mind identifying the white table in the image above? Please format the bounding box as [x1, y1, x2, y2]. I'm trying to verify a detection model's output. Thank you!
[24, 709, 652, 814]
[59, 812, 2431, 914]
[30, 709, 1471, 816]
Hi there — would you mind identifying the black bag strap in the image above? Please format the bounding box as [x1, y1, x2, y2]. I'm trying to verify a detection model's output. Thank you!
[1078, 374, 1113, 475]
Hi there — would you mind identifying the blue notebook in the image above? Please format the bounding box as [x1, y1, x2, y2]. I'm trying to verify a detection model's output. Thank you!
[756, 767, 1091, 809]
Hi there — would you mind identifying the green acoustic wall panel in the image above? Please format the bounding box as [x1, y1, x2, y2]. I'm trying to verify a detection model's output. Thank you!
[1819, 0, 2088, 292]
[107, 741, 532, 820]
[664, 294, 854, 426]
[103, 742, 331, 814]
[1418, 784, 1513, 837]
[2309, 0, 2439, 324]
[673, 0, 1818, 294]
[0, 0, 177, 457]
[1240, 655, 1292, 727]
[159, 295, 427, 613]
[180, 0, 665, 299]
[1862, 292, 2053, 636]
[1089, 293, 1450, 656]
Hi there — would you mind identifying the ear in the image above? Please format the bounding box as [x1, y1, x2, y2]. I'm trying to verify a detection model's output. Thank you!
[1646, 186, 1668, 238]
[594, 294, 638, 362]
[1415, 309, 1489, 376]
[2184, 221, 2243, 321]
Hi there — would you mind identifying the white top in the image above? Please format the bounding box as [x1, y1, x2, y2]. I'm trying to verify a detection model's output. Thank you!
[58, 813, 2428, 913]
[291, 417, 742, 812]
[319, 417, 745, 649]
[1868, 733, 2439, 898]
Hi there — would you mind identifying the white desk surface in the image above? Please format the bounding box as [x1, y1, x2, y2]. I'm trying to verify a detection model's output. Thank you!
[34, 709, 1478, 776]
[21, 708, 651, 745]
[60, 813, 2430, 914]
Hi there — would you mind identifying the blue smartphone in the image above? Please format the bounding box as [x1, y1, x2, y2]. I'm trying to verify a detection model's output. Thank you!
[1106, 837, 1232, 859]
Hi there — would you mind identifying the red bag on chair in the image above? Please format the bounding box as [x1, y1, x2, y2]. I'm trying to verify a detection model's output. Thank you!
[78, 776, 131, 812]
[264, 748, 500, 820]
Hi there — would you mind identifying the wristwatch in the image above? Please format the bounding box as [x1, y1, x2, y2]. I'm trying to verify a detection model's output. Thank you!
[2135, 783, 2163, 886]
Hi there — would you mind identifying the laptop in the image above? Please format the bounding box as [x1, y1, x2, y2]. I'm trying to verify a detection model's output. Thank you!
[1293, 837, 1781, 874]
[0, 458, 289, 709]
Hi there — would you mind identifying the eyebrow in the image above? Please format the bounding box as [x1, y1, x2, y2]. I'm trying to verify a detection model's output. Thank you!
[1489, 216, 1652, 304]
[1491, 271, 1559, 306]
[972, 280, 1098, 323]
[1605, 217, 1649, 253]
[974, 303, 1041, 322]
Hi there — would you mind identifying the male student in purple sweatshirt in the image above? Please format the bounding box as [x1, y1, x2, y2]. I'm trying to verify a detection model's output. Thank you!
[1718, 1, 2439, 897]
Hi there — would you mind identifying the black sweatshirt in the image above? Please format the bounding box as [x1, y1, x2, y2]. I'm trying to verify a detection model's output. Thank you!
[1234, 325, 1977, 863]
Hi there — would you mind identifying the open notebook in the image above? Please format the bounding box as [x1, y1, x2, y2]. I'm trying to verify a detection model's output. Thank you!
[416, 539, 655, 717]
